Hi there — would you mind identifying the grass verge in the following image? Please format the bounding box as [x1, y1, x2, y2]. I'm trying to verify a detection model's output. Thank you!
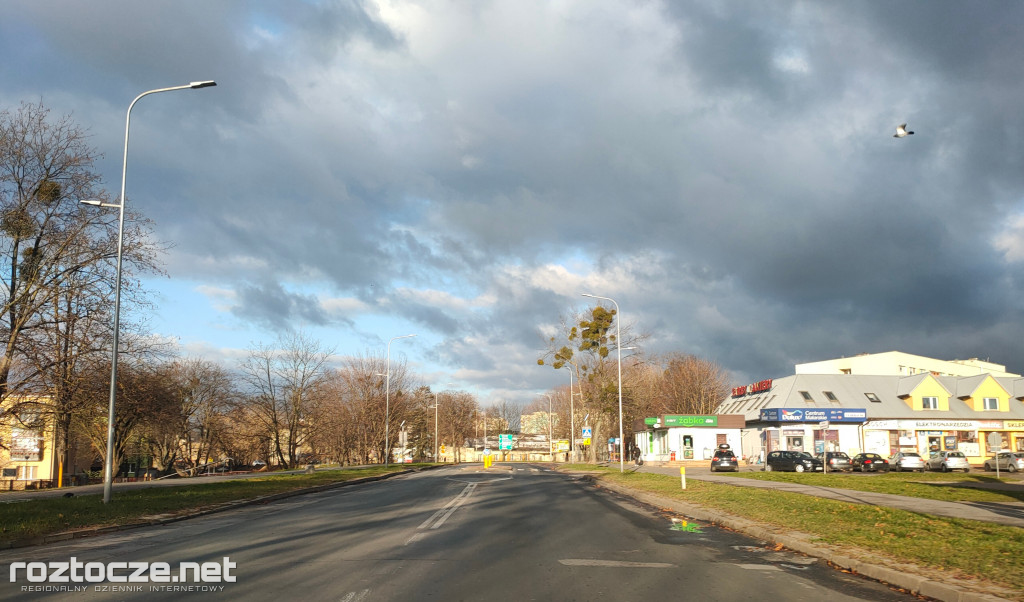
[578, 467, 1024, 596]
[0, 466, 418, 543]
[723, 470, 1024, 503]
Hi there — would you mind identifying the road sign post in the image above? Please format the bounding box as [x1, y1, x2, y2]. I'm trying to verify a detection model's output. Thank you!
[987, 432, 1002, 477]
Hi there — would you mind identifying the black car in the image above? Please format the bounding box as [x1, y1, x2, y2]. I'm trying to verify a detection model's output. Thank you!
[851, 453, 890, 472]
[765, 450, 823, 473]
[710, 449, 739, 472]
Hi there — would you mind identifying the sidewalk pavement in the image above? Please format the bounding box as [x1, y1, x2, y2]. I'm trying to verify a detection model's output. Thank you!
[636, 465, 1024, 528]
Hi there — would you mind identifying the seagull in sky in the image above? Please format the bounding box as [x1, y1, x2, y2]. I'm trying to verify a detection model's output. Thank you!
[894, 124, 914, 138]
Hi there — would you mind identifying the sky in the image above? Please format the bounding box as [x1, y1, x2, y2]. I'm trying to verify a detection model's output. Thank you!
[3, 1, 1024, 406]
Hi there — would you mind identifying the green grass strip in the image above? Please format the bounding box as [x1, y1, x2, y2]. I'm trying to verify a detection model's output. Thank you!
[0, 466, 415, 543]
[723, 470, 1024, 503]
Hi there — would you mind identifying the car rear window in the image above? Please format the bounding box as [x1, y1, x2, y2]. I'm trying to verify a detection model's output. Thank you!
[948, 452, 965, 457]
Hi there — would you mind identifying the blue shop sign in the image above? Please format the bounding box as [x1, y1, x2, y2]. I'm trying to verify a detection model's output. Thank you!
[760, 408, 867, 423]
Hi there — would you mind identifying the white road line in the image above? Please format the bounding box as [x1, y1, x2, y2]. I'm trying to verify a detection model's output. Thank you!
[417, 482, 477, 530]
[339, 589, 371, 601]
[558, 559, 675, 568]
[737, 564, 783, 571]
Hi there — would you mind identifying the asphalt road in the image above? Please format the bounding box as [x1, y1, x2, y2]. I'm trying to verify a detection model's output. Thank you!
[0, 464, 921, 601]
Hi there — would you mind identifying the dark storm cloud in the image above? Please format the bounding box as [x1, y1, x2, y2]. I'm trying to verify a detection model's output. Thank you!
[231, 280, 339, 332]
[6, 1, 1024, 399]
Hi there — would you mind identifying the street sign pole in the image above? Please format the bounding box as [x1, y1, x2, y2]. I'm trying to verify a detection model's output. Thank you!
[818, 421, 830, 473]
[987, 432, 1002, 478]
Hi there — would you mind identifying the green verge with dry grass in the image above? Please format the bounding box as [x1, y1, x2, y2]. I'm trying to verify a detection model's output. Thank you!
[580, 467, 1024, 595]
[0, 466, 416, 543]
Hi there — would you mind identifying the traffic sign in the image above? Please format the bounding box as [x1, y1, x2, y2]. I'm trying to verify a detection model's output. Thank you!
[499, 434, 514, 450]
[582, 426, 592, 438]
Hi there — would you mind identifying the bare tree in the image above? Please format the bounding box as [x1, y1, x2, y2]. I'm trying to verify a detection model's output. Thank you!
[538, 305, 647, 462]
[0, 101, 164, 482]
[73, 360, 178, 478]
[237, 331, 333, 468]
[143, 358, 236, 474]
[656, 353, 731, 415]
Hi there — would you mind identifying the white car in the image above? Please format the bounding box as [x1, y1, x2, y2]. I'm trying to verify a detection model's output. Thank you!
[926, 451, 971, 473]
[890, 452, 926, 472]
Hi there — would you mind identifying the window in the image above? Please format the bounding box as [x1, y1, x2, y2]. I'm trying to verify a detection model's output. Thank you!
[983, 397, 998, 411]
[823, 391, 839, 403]
[865, 392, 881, 403]
[840, 369, 851, 374]
[799, 391, 813, 402]
[921, 396, 938, 410]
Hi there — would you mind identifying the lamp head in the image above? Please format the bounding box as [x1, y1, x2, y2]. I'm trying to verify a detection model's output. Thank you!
[190, 80, 217, 89]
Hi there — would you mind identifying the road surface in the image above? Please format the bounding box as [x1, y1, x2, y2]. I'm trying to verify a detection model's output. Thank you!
[0, 464, 917, 601]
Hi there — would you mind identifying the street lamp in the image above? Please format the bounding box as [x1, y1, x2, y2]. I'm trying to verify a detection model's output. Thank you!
[432, 382, 454, 462]
[564, 365, 576, 462]
[383, 334, 416, 467]
[581, 292, 624, 473]
[83, 80, 216, 504]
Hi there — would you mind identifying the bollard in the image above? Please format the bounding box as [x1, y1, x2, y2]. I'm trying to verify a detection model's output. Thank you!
[680, 466, 686, 490]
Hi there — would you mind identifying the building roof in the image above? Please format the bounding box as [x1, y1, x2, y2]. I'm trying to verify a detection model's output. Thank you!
[715, 374, 1024, 422]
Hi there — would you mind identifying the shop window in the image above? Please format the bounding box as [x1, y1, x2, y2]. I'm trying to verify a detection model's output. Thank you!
[799, 391, 813, 402]
[865, 392, 881, 403]
[982, 397, 998, 411]
[823, 391, 839, 403]
[921, 396, 938, 410]
[957, 431, 977, 444]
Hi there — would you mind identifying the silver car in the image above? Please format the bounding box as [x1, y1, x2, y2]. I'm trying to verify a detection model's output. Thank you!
[890, 451, 926, 472]
[983, 452, 1024, 473]
[926, 450, 971, 473]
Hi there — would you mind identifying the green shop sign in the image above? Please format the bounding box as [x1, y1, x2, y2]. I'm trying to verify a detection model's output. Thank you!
[663, 415, 717, 427]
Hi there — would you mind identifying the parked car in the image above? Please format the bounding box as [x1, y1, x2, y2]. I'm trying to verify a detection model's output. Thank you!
[710, 449, 739, 472]
[765, 450, 823, 473]
[851, 453, 889, 472]
[983, 452, 1024, 473]
[251, 460, 267, 470]
[817, 451, 853, 472]
[890, 452, 926, 472]
[926, 450, 971, 472]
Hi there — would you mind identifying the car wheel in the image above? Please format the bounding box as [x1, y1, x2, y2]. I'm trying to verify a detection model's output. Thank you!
[985, 463, 993, 471]
[895, 464, 902, 472]
[941, 464, 949, 472]
[1009, 465, 1017, 473]
[963, 467, 970, 472]
[795, 464, 805, 473]
[764, 464, 773, 472]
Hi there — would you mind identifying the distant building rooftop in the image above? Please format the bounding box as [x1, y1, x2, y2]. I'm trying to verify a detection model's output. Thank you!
[794, 351, 1020, 378]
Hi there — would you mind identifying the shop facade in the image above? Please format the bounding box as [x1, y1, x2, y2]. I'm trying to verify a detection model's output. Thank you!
[635, 414, 745, 463]
[715, 366, 1024, 466]
[755, 408, 867, 460]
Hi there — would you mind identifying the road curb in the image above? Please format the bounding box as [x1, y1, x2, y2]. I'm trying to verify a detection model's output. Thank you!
[1, 467, 434, 551]
[589, 478, 1012, 602]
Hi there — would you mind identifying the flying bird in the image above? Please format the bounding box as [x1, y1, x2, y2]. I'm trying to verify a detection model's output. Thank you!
[894, 124, 914, 138]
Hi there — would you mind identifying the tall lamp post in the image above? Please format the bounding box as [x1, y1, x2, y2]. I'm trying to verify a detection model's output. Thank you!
[432, 382, 454, 462]
[564, 366, 576, 462]
[83, 81, 216, 504]
[581, 293, 624, 473]
[383, 334, 416, 467]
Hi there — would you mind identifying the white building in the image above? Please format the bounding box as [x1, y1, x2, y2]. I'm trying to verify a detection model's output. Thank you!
[717, 355, 1024, 464]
